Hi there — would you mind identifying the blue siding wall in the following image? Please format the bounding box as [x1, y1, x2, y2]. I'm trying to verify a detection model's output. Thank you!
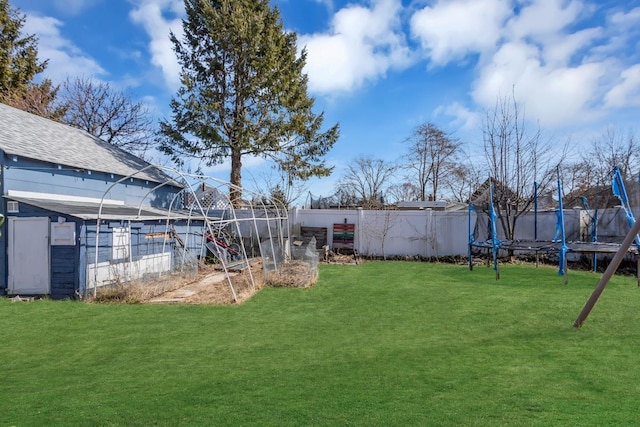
[80, 219, 205, 296]
[83, 221, 178, 264]
[79, 224, 88, 294]
[51, 246, 77, 299]
[172, 221, 206, 260]
[0, 163, 5, 294]
[3, 156, 181, 209]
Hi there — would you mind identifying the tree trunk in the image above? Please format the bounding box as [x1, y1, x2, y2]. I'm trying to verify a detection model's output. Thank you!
[230, 149, 242, 207]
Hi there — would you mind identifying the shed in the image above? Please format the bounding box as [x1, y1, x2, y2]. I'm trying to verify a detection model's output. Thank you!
[0, 103, 201, 299]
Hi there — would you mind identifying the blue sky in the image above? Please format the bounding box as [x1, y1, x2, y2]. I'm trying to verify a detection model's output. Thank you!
[10, 0, 640, 200]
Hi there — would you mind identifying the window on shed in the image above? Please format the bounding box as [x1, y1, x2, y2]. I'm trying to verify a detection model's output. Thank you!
[7, 201, 18, 213]
[112, 227, 130, 260]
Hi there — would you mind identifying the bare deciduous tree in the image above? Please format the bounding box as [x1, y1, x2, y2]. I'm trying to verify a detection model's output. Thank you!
[584, 127, 639, 182]
[482, 93, 563, 241]
[334, 188, 360, 208]
[61, 76, 154, 159]
[338, 155, 397, 209]
[378, 209, 397, 259]
[442, 161, 483, 203]
[401, 122, 461, 201]
[387, 182, 420, 204]
[250, 167, 309, 209]
[361, 209, 398, 259]
[562, 127, 640, 208]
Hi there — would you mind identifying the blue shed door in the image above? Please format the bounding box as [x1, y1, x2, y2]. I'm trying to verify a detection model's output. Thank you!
[8, 217, 50, 295]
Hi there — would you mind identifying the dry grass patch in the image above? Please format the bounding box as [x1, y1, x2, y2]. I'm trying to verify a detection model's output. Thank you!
[89, 268, 200, 304]
[264, 260, 318, 288]
[89, 258, 318, 305]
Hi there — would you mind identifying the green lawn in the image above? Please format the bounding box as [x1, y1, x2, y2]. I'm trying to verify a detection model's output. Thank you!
[2, 261, 640, 426]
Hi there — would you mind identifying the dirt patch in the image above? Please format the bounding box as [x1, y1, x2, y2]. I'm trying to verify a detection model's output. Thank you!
[145, 261, 265, 304]
[324, 252, 361, 264]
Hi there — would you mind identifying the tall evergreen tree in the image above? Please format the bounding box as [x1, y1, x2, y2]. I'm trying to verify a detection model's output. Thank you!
[0, 0, 63, 119]
[159, 0, 339, 205]
[0, 0, 43, 93]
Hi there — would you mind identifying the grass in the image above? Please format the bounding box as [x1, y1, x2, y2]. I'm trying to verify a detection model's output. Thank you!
[2, 261, 640, 426]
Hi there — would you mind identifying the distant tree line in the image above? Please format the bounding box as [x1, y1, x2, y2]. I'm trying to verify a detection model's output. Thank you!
[330, 92, 639, 243]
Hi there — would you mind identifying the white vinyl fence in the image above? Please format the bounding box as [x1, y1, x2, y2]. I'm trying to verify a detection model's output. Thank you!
[291, 208, 470, 258]
[290, 206, 640, 258]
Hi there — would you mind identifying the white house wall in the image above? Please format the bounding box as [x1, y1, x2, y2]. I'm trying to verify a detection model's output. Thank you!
[86, 252, 172, 289]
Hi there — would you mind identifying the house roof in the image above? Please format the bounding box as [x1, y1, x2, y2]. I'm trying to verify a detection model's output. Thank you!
[397, 201, 447, 210]
[469, 177, 526, 206]
[0, 103, 174, 184]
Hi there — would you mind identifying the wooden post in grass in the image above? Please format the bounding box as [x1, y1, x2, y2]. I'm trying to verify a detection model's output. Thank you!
[574, 217, 640, 327]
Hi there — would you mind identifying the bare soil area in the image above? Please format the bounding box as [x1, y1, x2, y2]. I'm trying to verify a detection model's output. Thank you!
[145, 261, 264, 304]
[143, 259, 318, 305]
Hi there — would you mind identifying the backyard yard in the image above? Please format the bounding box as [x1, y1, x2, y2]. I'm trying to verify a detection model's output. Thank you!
[2, 261, 640, 426]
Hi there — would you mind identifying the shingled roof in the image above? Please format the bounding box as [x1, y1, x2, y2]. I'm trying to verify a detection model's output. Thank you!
[0, 103, 174, 184]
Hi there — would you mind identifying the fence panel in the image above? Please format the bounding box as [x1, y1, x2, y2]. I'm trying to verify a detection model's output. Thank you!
[290, 206, 640, 258]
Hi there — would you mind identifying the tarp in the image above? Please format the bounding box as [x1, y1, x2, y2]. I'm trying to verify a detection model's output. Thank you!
[611, 166, 640, 250]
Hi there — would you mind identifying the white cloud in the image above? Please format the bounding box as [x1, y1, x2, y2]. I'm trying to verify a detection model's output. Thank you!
[591, 6, 640, 61]
[129, 0, 183, 90]
[610, 6, 640, 26]
[506, 0, 585, 41]
[506, 0, 603, 67]
[472, 41, 606, 127]
[542, 27, 602, 66]
[120, 0, 640, 132]
[311, 0, 334, 11]
[604, 64, 640, 108]
[299, 0, 413, 94]
[436, 101, 482, 133]
[22, 14, 105, 83]
[417, 0, 640, 129]
[52, 0, 101, 16]
[410, 0, 511, 65]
